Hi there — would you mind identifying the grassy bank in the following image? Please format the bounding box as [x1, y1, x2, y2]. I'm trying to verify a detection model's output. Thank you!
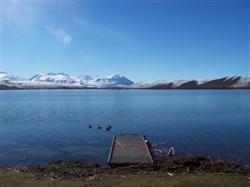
[0, 171, 249, 187]
[1, 156, 250, 187]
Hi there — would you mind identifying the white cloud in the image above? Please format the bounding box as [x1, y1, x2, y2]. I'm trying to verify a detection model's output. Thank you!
[49, 27, 72, 44]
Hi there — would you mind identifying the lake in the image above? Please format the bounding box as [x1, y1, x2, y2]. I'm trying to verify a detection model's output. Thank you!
[0, 89, 249, 164]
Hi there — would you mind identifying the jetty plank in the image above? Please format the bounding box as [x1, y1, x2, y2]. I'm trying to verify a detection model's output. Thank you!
[108, 134, 153, 165]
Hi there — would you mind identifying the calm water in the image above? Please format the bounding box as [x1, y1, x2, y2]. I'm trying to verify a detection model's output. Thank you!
[0, 90, 250, 164]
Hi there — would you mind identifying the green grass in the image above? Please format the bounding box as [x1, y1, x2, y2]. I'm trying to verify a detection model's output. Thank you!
[0, 171, 249, 187]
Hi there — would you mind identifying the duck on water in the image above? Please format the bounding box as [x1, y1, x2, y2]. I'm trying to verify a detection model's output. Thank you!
[87, 123, 112, 131]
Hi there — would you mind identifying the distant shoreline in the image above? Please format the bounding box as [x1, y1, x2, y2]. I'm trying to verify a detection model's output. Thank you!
[1, 74, 250, 90]
[1, 87, 250, 90]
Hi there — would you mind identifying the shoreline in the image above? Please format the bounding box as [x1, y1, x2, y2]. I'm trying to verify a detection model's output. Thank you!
[1, 156, 250, 187]
[1, 87, 250, 90]
[1, 156, 249, 180]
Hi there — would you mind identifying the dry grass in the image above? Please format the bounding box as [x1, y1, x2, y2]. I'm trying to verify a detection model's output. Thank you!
[0, 170, 249, 187]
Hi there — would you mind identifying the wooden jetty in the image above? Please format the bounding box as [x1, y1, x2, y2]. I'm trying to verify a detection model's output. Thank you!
[108, 134, 153, 166]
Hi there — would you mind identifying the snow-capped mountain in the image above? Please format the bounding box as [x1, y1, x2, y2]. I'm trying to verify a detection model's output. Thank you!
[0, 72, 26, 82]
[232, 76, 250, 88]
[29, 73, 77, 84]
[0, 72, 134, 89]
[72, 75, 94, 85]
[0, 72, 249, 89]
[132, 76, 250, 89]
[29, 73, 96, 85]
[27, 73, 133, 87]
[77, 75, 93, 82]
[88, 74, 134, 87]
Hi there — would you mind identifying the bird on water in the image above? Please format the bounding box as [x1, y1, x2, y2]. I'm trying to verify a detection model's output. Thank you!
[106, 124, 112, 131]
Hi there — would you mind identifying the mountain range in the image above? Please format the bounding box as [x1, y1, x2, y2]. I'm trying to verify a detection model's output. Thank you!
[0, 72, 134, 89]
[0, 72, 249, 89]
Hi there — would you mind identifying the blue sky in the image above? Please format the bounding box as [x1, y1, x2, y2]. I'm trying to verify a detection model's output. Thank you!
[2, 0, 250, 82]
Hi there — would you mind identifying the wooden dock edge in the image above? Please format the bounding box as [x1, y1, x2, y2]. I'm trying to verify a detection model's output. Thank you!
[107, 134, 116, 164]
[141, 135, 154, 163]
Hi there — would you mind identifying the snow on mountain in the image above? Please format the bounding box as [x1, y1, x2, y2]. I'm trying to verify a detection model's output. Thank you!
[232, 76, 250, 88]
[1, 73, 249, 89]
[73, 75, 93, 84]
[171, 80, 190, 88]
[29, 73, 77, 84]
[0, 72, 26, 82]
[133, 76, 250, 89]
[0, 72, 8, 81]
[28, 73, 94, 85]
[88, 74, 134, 87]
[78, 75, 93, 82]
[23, 73, 133, 87]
